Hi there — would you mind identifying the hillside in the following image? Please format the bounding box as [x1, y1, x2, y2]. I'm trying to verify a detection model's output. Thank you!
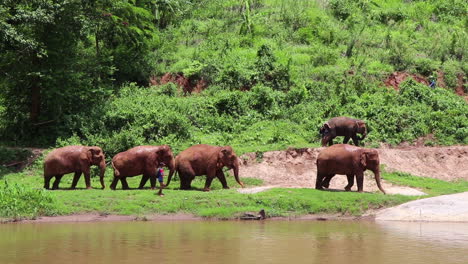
[0, 0, 466, 151]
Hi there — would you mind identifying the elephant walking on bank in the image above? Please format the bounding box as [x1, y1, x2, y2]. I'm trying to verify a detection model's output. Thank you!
[167, 144, 244, 191]
[319, 116, 367, 146]
[110, 145, 175, 194]
[43, 146, 106, 190]
[316, 144, 386, 194]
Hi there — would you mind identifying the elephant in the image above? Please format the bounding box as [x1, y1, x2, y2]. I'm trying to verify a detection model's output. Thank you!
[43, 146, 106, 190]
[166, 144, 244, 191]
[319, 116, 367, 146]
[110, 145, 175, 194]
[315, 144, 386, 194]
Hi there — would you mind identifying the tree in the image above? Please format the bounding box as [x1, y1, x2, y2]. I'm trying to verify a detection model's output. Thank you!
[0, 0, 158, 143]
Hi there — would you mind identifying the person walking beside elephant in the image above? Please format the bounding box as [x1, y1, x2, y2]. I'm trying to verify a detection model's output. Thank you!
[166, 144, 244, 191]
[110, 145, 175, 196]
[43, 145, 106, 190]
[319, 116, 367, 146]
[156, 162, 166, 188]
[315, 144, 386, 194]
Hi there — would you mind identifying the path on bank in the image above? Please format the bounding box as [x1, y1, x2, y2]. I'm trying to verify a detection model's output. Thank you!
[374, 192, 468, 222]
[237, 145, 468, 195]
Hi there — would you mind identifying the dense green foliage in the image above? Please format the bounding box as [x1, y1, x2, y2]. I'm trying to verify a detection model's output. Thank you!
[1, 0, 466, 150]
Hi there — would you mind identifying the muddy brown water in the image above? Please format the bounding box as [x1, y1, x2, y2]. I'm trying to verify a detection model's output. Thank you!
[1, 221, 467, 264]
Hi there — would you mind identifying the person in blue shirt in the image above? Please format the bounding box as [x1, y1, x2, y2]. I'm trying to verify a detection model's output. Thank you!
[157, 162, 166, 188]
[429, 75, 436, 88]
[155, 162, 166, 196]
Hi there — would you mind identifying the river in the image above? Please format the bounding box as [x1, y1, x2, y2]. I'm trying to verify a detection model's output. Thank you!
[1, 220, 467, 264]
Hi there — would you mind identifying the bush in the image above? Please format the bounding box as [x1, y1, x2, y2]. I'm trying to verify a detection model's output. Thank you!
[0, 181, 58, 220]
[442, 60, 463, 90]
[154, 83, 179, 97]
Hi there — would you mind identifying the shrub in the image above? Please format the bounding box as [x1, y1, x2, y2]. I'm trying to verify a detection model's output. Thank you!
[154, 83, 179, 97]
[0, 181, 58, 220]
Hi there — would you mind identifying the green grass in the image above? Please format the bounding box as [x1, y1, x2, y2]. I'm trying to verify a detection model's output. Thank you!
[2, 165, 467, 221]
[382, 171, 468, 196]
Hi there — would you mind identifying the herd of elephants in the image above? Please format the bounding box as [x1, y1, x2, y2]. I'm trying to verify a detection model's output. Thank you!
[43, 116, 386, 196]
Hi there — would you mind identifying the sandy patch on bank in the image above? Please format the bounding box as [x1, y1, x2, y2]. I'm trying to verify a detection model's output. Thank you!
[373, 192, 468, 222]
[236, 146, 468, 195]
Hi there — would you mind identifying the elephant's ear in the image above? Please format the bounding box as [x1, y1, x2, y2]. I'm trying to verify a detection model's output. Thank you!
[360, 151, 367, 168]
[320, 122, 331, 134]
[217, 147, 229, 167]
[87, 147, 98, 163]
[156, 146, 168, 156]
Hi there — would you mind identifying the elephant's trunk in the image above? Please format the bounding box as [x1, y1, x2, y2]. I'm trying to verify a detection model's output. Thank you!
[321, 137, 329, 147]
[358, 126, 367, 141]
[233, 159, 244, 188]
[99, 159, 106, 189]
[165, 158, 176, 186]
[373, 168, 386, 194]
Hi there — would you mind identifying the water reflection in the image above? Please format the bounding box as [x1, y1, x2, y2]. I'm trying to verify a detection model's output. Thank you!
[0, 221, 467, 264]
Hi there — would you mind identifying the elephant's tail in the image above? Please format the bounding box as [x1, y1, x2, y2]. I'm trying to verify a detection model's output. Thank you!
[111, 161, 120, 178]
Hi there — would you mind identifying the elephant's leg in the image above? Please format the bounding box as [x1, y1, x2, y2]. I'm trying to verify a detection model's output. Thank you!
[179, 176, 186, 189]
[343, 136, 351, 144]
[149, 174, 157, 190]
[110, 177, 119, 190]
[139, 174, 150, 189]
[82, 168, 92, 189]
[70, 171, 82, 189]
[216, 170, 229, 189]
[321, 174, 335, 189]
[120, 177, 130, 190]
[356, 172, 364, 192]
[328, 138, 334, 146]
[44, 176, 52, 189]
[52, 175, 64, 190]
[187, 175, 195, 190]
[351, 135, 360, 146]
[179, 167, 195, 190]
[315, 172, 326, 190]
[203, 176, 214, 192]
[345, 174, 354, 191]
[178, 172, 189, 190]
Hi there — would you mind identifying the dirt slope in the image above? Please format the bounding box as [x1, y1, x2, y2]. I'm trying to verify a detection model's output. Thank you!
[237, 146, 468, 195]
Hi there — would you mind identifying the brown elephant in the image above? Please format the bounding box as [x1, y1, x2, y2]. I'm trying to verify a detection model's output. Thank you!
[319, 116, 367, 146]
[43, 146, 106, 190]
[110, 145, 175, 194]
[315, 144, 386, 194]
[166, 144, 244, 191]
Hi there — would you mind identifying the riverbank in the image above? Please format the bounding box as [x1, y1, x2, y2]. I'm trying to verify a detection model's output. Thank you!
[9, 191, 468, 223]
[2, 212, 365, 224]
[1, 146, 467, 222]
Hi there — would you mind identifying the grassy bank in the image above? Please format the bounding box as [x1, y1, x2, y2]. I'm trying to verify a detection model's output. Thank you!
[1, 163, 467, 221]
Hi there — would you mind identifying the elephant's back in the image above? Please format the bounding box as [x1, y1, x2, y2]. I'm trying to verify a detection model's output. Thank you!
[45, 146, 85, 163]
[178, 144, 219, 159]
[318, 144, 357, 160]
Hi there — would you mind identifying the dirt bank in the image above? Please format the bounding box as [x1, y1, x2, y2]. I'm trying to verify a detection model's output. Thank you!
[237, 145, 468, 195]
[7, 213, 203, 223]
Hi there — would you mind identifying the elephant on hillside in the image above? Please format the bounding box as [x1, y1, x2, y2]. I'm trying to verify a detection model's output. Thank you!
[319, 116, 367, 146]
[315, 144, 386, 194]
[167, 144, 244, 191]
[110, 145, 175, 195]
[43, 146, 106, 190]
